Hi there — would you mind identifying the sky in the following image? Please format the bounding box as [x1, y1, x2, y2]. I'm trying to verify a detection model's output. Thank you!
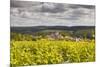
[10, 0, 95, 27]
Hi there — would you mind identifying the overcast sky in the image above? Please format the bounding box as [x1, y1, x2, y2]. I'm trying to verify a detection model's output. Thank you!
[10, 0, 95, 27]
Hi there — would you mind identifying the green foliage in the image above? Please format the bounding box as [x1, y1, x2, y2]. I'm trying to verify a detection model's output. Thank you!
[11, 29, 95, 41]
[73, 29, 95, 39]
[10, 40, 95, 66]
[11, 33, 36, 41]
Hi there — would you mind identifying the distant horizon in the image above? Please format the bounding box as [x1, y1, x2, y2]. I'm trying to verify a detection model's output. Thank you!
[10, 25, 95, 27]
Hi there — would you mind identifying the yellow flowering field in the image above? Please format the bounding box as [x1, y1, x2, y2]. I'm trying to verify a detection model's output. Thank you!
[10, 40, 95, 66]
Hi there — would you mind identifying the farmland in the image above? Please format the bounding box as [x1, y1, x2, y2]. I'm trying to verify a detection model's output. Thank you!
[10, 26, 95, 66]
[10, 40, 95, 66]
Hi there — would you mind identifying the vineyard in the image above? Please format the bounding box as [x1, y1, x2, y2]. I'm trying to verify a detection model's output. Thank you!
[10, 40, 95, 66]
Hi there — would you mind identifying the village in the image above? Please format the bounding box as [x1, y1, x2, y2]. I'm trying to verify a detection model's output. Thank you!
[37, 31, 82, 42]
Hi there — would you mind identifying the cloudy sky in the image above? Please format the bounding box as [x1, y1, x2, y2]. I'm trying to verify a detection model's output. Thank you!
[10, 0, 95, 27]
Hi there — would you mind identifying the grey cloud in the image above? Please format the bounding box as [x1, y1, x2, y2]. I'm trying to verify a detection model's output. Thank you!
[10, 1, 95, 13]
[10, 1, 66, 13]
[68, 4, 95, 9]
[10, 1, 95, 26]
[41, 3, 66, 13]
[10, 0, 41, 7]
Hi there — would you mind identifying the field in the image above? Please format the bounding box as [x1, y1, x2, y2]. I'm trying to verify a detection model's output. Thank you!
[10, 40, 95, 66]
[10, 26, 95, 66]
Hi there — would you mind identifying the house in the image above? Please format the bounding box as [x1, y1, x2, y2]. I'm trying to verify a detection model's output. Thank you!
[46, 32, 64, 40]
